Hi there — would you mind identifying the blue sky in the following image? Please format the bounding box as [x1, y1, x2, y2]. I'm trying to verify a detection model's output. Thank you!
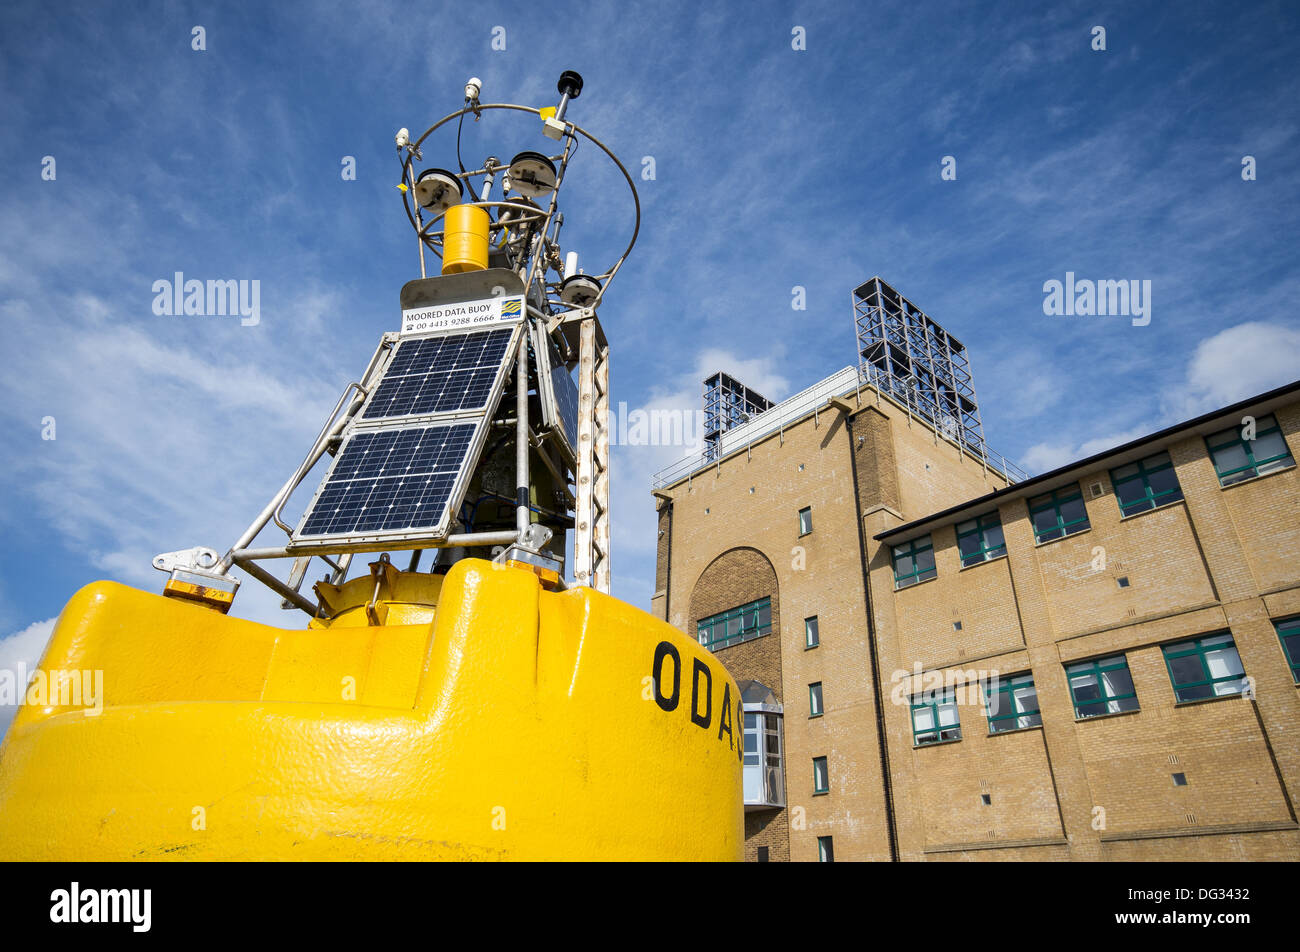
[2, 0, 1298, 731]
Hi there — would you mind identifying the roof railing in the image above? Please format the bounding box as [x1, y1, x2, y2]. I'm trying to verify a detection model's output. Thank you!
[650, 366, 1027, 489]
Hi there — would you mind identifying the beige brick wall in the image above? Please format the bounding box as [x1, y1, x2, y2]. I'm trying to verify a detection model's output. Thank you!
[653, 382, 1300, 861]
[871, 396, 1300, 861]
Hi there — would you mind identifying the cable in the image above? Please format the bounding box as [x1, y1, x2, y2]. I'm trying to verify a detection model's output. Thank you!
[456, 103, 482, 203]
[399, 152, 444, 260]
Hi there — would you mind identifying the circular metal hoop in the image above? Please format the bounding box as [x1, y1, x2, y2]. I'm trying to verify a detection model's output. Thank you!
[399, 103, 640, 297]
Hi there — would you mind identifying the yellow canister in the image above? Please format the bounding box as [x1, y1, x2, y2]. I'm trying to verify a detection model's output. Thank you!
[442, 204, 489, 274]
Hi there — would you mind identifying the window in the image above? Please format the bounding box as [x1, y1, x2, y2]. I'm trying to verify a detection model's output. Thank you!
[741, 682, 785, 809]
[892, 535, 937, 589]
[911, 688, 961, 746]
[1172, 773, 1187, 786]
[697, 597, 771, 650]
[1163, 633, 1247, 702]
[809, 682, 823, 717]
[813, 756, 829, 794]
[1110, 451, 1184, 516]
[1206, 414, 1294, 486]
[798, 507, 813, 535]
[1275, 617, 1300, 684]
[985, 673, 1042, 733]
[1066, 655, 1140, 718]
[805, 616, 819, 649]
[817, 836, 834, 862]
[1028, 485, 1090, 542]
[956, 512, 1006, 566]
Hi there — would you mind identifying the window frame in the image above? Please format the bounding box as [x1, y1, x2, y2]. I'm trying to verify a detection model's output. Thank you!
[892, 535, 937, 589]
[742, 707, 785, 808]
[798, 506, 813, 535]
[1027, 485, 1090, 543]
[1275, 617, 1300, 684]
[812, 756, 829, 795]
[817, 835, 834, 863]
[1110, 451, 1184, 517]
[956, 512, 1007, 567]
[697, 596, 772, 650]
[1162, 632, 1247, 703]
[984, 672, 1043, 734]
[804, 615, 819, 649]
[1065, 654, 1141, 719]
[809, 682, 823, 718]
[1206, 414, 1294, 486]
[911, 688, 962, 746]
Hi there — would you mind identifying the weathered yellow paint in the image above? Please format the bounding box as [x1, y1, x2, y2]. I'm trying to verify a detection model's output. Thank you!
[0, 559, 743, 860]
[161, 577, 235, 612]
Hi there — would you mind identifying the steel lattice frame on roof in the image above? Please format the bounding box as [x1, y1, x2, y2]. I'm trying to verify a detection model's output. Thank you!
[853, 276, 987, 455]
[703, 372, 773, 461]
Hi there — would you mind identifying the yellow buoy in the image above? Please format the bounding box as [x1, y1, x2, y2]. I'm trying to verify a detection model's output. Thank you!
[0, 559, 745, 860]
[441, 203, 489, 274]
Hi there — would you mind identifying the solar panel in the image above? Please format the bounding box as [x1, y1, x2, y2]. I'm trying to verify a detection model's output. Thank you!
[552, 362, 580, 450]
[362, 326, 516, 421]
[297, 422, 478, 538]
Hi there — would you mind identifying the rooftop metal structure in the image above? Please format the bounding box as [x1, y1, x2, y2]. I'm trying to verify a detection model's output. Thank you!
[702, 372, 772, 461]
[650, 276, 1029, 489]
[854, 276, 985, 456]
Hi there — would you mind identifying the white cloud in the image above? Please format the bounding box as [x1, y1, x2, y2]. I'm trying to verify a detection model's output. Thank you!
[1020, 426, 1152, 475]
[610, 347, 791, 607]
[0, 617, 57, 740]
[1168, 322, 1300, 419]
[1019, 321, 1300, 475]
[0, 289, 343, 625]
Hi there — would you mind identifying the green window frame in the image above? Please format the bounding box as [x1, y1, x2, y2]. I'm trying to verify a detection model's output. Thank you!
[798, 506, 813, 535]
[1066, 654, 1140, 718]
[805, 615, 819, 648]
[813, 756, 829, 794]
[1028, 485, 1090, 543]
[956, 512, 1006, 567]
[985, 673, 1042, 733]
[1110, 451, 1184, 516]
[911, 688, 961, 746]
[1206, 414, 1294, 486]
[809, 682, 823, 717]
[697, 597, 772, 650]
[1163, 632, 1247, 702]
[1275, 617, 1300, 684]
[818, 835, 834, 862]
[892, 535, 937, 589]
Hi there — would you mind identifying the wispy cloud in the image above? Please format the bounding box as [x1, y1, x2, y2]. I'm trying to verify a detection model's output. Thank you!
[1, 0, 1298, 627]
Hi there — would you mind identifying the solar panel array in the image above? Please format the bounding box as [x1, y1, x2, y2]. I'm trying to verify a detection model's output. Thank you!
[298, 423, 477, 536]
[552, 363, 580, 450]
[362, 327, 515, 421]
[295, 322, 521, 542]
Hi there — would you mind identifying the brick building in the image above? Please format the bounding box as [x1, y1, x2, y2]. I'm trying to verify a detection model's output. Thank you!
[649, 279, 1300, 862]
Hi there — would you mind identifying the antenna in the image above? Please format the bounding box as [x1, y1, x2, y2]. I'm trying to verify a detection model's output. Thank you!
[544, 70, 583, 139]
[161, 71, 641, 613]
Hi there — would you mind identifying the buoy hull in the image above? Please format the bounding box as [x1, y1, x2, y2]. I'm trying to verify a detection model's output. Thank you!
[0, 560, 743, 860]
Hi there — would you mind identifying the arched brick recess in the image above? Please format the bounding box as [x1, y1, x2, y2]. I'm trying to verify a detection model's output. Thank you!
[689, 546, 788, 860]
[688, 547, 783, 695]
